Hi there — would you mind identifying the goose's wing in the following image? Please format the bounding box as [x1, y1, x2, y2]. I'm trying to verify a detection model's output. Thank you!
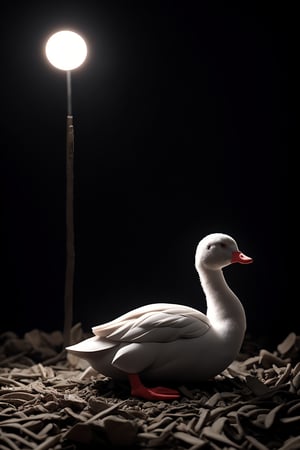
[92, 303, 210, 343]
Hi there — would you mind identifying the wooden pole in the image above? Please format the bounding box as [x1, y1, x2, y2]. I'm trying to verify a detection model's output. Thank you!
[63, 70, 75, 347]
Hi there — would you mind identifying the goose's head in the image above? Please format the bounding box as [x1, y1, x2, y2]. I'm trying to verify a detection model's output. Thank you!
[195, 233, 253, 271]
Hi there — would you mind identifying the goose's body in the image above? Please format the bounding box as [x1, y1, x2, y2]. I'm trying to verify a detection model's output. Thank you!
[67, 233, 253, 399]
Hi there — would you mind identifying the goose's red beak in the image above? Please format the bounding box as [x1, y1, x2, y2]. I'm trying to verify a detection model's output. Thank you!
[231, 251, 253, 264]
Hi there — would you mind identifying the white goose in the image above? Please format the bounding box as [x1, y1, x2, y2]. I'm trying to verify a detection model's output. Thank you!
[66, 233, 253, 400]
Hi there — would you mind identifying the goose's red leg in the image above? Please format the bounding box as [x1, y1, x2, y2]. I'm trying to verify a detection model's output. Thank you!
[128, 374, 180, 400]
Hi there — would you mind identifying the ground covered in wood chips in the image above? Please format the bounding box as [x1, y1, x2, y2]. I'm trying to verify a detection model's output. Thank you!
[0, 325, 300, 450]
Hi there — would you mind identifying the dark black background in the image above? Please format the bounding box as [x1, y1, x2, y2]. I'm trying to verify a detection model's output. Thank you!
[1, 1, 290, 345]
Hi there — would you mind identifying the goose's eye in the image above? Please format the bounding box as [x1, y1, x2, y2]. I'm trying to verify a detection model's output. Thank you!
[207, 244, 211, 250]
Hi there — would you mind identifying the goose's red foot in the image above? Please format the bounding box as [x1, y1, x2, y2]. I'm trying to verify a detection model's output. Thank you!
[128, 373, 180, 400]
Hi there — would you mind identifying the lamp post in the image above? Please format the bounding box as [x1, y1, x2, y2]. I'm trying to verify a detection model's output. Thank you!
[45, 30, 87, 346]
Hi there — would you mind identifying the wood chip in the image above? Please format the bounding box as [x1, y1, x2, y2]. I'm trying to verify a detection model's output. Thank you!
[103, 415, 138, 446]
[173, 431, 206, 446]
[202, 427, 241, 448]
[245, 376, 270, 395]
[259, 349, 287, 368]
[280, 436, 300, 450]
[245, 434, 269, 450]
[264, 403, 285, 428]
[277, 333, 297, 356]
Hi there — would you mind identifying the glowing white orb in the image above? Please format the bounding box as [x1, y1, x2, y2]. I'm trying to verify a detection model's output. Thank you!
[45, 30, 87, 71]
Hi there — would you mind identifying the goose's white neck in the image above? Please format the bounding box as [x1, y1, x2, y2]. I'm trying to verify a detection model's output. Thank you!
[198, 266, 246, 337]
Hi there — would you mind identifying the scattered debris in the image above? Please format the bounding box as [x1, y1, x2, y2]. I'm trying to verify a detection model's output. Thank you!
[0, 326, 299, 449]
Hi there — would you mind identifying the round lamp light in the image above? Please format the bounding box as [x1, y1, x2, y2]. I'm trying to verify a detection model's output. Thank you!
[45, 30, 87, 71]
